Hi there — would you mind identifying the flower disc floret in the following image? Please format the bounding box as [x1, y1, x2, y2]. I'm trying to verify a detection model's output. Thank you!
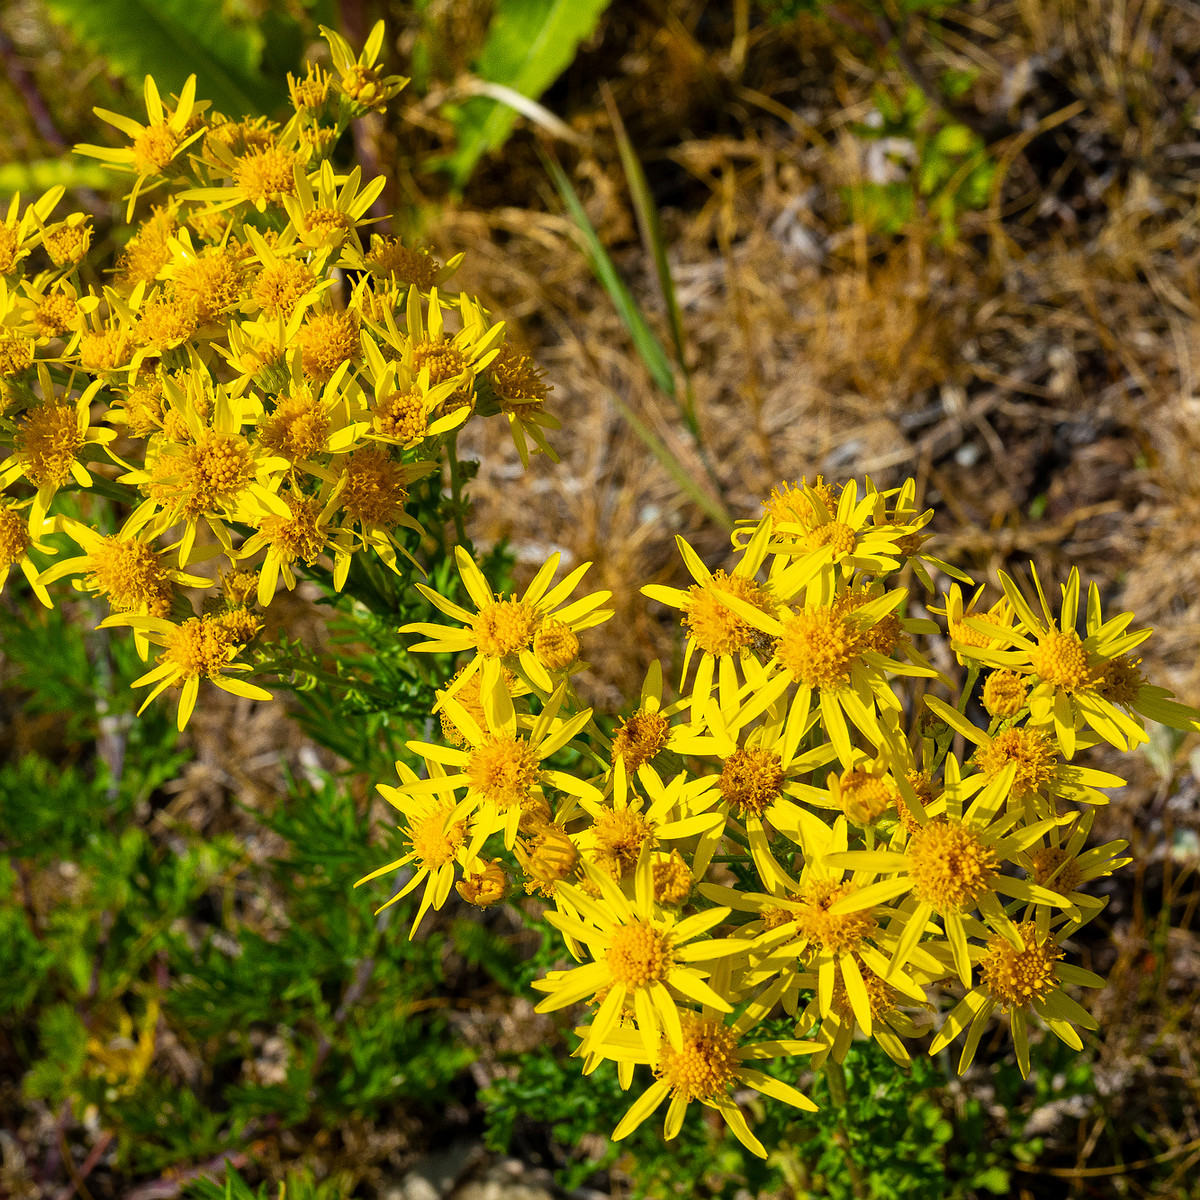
[1030, 629, 1091, 691]
[133, 123, 182, 174]
[260, 391, 330, 461]
[1030, 846, 1082, 895]
[655, 1015, 739, 1101]
[409, 806, 466, 870]
[592, 808, 655, 879]
[162, 615, 241, 679]
[776, 605, 865, 690]
[87, 537, 173, 616]
[653, 851, 693, 905]
[0, 507, 30, 567]
[159, 433, 255, 517]
[465, 734, 540, 808]
[907, 818, 998, 911]
[339, 448, 408, 526]
[252, 260, 314, 318]
[605, 920, 671, 988]
[373, 389, 426, 443]
[234, 146, 299, 204]
[980, 922, 1061, 1007]
[977, 726, 1056, 799]
[16, 401, 82, 487]
[612, 709, 670, 770]
[296, 310, 358, 382]
[982, 670, 1028, 718]
[794, 878, 877, 954]
[533, 619, 579, 670]
[472, 597, 539, 658]
[717, 747, 784, 818]
[831, 966, 897, 1022]
[682, 570, 774, 657]
[1093, 655, 1145, 707]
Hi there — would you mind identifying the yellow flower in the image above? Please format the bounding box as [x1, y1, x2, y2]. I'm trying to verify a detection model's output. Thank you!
[281, 161, 386, 253]
[0, 365, 114, 530]
[320, 20, 409, 115]
[929, 582, 1016, 667]
[402, 545, 612, 693]
[389, 680, 594, 853]
[101, 612, 271, 729]
[589, 970, 819, 1158]
[76, 75, 204, 219]
[0, 499, 55, 607]
[825, 758, 1076, 988]
[355, 785, 474, 935]
[929, 919, 1104, 1078]
[0, 185, 66, 276]
[532, 848, 749, 1063]
[958, 565, 1200, 754]
[482, 340, 561, 468]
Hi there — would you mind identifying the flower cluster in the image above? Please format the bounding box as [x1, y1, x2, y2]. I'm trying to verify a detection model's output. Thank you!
[0, 23, 558, 729]
[369, 475, 1200, 1156]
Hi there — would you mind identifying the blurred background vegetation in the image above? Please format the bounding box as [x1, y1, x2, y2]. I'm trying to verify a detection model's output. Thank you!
[2, 0, 1200, 1197]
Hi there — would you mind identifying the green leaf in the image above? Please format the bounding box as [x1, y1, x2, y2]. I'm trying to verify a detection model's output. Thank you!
[449, 0, 612, 185]
[46, 0, 286, 117]
[0, 158, 114, 196]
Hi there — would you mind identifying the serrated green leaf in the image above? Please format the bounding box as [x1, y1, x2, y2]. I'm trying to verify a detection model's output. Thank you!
[46, 0, 286, 117]
[450, 0, 612, 185]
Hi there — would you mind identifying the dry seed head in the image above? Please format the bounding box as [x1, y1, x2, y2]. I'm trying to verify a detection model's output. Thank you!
[976, 726, 1057, 800]
[86, 536, 173, 616]
[981, 922, 1062, 1007]
[532, 619, 579, 670]
[16, 400, 83, 487]
[907, 818, 999, 911]
[1030, 629, 1091, 691]
[655, 1014, 739, 1100]
[682, 570, 775, 657]
[982, 670, 1029, 719]
[465, 734, 540, 809]
[605, 920, 672, 989]
[776, 604, 865, 690]
[717, 746, 784, 818]
[0, 506, 30, 567]
[611, 709, 670, 771]
[794, 878, 877, 955]
[472, 597, 538, 658]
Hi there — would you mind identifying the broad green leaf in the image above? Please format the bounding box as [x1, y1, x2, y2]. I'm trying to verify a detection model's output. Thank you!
[0, 158, 113, 195]
[450, 0, 612, 186]
[46, 0, 287, 117]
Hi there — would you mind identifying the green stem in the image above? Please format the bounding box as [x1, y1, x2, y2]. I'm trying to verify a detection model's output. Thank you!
[446, 432, 472, 552]
[956, 664, 980, 714]
[823, 1062, 868, 1200]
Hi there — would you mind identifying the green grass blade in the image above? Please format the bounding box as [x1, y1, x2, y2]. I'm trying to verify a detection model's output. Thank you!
[602, 85, 697, 433]
[543, 154, 678, 398]
[0, 158, 113, 195]
[608, 394, 733, 531]
[449, 0, 612, 187]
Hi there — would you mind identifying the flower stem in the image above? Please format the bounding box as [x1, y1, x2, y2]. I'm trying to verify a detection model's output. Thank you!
[446, 431, 472, 553]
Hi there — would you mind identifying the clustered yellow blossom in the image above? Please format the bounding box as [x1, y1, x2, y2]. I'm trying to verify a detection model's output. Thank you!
[366, 474, 1200, 1156]
[0, 23, 556, 729]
